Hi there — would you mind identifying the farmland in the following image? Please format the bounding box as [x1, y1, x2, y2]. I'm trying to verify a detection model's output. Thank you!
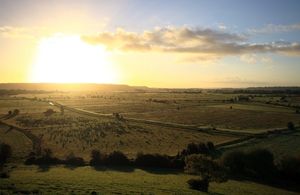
[1, 86, 300, 194]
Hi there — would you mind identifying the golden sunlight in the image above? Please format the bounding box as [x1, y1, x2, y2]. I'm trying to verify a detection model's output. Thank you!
[30, 34, 118, 83]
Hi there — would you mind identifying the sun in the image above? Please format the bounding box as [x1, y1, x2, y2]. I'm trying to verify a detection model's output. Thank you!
[30, 34, 118, 83]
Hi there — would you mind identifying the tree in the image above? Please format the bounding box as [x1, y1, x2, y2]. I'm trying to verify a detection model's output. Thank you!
[0, 143, 12, 166]
[185, 154, 227, 192]
[90, 150, 104, 166]
[287, 122, 295, 130]
[44, 109, 55, 117]
[222, 151, 247, 175]
[13, 109, 20, 115]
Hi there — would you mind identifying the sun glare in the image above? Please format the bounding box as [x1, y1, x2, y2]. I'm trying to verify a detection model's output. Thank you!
[30, 35, 118, 83]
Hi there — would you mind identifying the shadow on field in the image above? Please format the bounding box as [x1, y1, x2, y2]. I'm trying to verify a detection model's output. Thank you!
[140, 167, 181, 175]
[91, 165, 182, 175]
[37, 165, 51, 172]
[231, 176, 300, 193]
[92, 165, 135, 172]
[208, 192, 224, 195]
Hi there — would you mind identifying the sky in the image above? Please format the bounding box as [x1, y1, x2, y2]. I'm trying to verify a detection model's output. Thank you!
[0, 0, 300, 88]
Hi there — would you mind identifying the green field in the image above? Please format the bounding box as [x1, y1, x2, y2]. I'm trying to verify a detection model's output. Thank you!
[221, 131, 300, 162]
[0, 165, 298, 195]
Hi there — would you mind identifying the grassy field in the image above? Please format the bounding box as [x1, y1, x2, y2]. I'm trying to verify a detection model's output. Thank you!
[221, 131, 300, 162]
[0, 98, 59, 114]
[5, 111, 237, 159]
[0, 165, 298, 195]
[0, 124, 32, 161]
[124, 105, 300, 130]
[1, 92, 300, 194]
[42, 92, 300, 130]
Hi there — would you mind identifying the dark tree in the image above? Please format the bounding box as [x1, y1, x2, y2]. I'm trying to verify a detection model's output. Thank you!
[0, 143, 12, 166]
[90, 150, 104, 165]
[287, 122, 295, 130]
[185, 154, 227, 192]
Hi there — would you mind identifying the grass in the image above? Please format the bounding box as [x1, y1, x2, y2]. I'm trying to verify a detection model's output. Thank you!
[0, 98, 58, 114]
[1, 93, 300, 194]
[0, 124, 32, 161]
[209, 102, 295, 113]
[124, 105, 300, 130]
[221, 131, 300, 162]
[0, 165, 298, 195]
[10, 112, 237, 159]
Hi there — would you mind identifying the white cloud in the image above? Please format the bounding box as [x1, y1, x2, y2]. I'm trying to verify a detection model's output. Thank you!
[249, 23, 300, 34]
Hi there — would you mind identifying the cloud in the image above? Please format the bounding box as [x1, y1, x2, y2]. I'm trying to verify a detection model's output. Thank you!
[81, 27, 300, 61]
[213, 76, 269, 86]
[240, 54, 257, 64]
[249, 23, 300, 34]
[0, 26, 48, 39]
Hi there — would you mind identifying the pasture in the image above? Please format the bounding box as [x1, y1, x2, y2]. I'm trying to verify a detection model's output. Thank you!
[0, 165, 298, 195]
[1, 89, 300, 194]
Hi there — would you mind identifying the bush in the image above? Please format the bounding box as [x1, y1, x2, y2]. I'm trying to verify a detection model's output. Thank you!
[44, 109, 55, 116]
[0, 143, 12, 166]
[135, 153, 172, 168]
[222, 149, 276, 179]
[65, 153, 85, 166]
[25, 148, 62, 165]
[246, 149, 276, 178]
[278, 156, 300, 181]
[0, 172, 9, 178]
[185, 154, 228, 192]
[90, 150, 105, 166]
[287, 122, 295, 130]
[187, 178, 209, 192]
[222, 151, 247, 175]
[24, 152, 37, 165]
[105, 151, 130, 166]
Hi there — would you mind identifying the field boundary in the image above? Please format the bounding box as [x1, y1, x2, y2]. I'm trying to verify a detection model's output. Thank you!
[0, 120, 41, 155]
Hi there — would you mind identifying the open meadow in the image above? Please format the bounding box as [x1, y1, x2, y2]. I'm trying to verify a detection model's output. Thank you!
[1, 87, 300, 194]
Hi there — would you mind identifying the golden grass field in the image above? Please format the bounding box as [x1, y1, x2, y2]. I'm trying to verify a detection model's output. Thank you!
[1, 91, 300, 194]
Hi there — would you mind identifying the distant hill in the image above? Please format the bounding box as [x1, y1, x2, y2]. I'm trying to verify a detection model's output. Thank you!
[0, 83, 149, 92]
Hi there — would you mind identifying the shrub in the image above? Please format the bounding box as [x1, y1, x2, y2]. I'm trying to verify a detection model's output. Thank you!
[13, 109, 20, 116]
[135, 153, 172, 168]
[245, 149, 276, 178]
[90, 150, 105, 166]
[222, 151, 247, 175]
[222, 149, 276, 179]
[105, 151, 130, 166]
[27, 148, 62, 165]
[65, 153, 85, 166]
[24, 152, 37, 165]
[44, 109, 55, 116]
[0, 143, 12, 166]
[278, 156, 300, 181]
[0, 172, 9, 178]
[185, 154, 228, 192]
[287, 122, 295, 130]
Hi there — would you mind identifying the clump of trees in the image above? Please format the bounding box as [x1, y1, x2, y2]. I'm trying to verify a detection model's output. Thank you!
[135, 153, 172, 168]
[222, 149, 276, 179]
[25, 149, 84, 166]
[4, 109, 20, 119]
[0, 143, 12, 178]
[179, 142, 216, 157]
[185, 154, 228, 192]
[278, 156, 300, 182]
[0, 143, 12, 166]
